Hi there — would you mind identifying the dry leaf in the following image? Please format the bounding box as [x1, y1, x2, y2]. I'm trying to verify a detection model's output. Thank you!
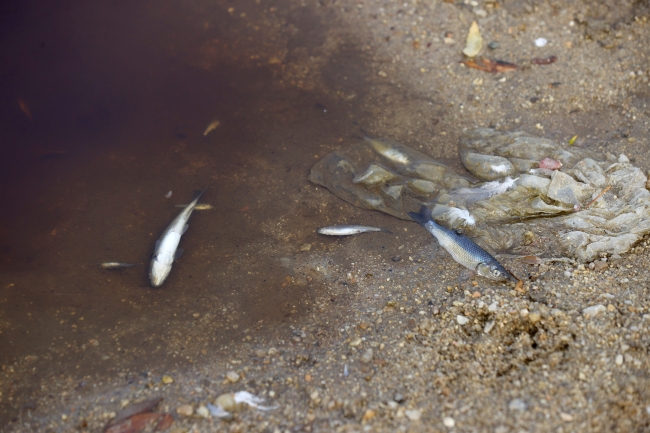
[462, 21, 483, 57]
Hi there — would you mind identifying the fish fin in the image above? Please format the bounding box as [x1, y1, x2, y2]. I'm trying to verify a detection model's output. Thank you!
[381, 228, 393, 234]
[181, 224, 189, 235]
[407, 205, 432, 226]
[174, 248, 184, 261]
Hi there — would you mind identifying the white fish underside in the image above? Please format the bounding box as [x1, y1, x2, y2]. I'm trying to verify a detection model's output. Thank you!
[318, 225, 382, 236]
[150, 189, 206, 287]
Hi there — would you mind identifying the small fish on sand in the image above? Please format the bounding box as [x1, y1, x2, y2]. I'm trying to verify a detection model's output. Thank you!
[101, 262, 137, 269]
[203, 119, 220, 136]
[150, 189, 207, 287]
[318, 225, 388, 236]
[408, 205, 516, 283]
[174, 203, 213, 210]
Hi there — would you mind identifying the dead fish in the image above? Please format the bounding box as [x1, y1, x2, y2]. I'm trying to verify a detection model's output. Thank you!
[450, 177, 518, 204]
[409, 205, 516, 283]
[365, 137, 410, 165]
[318, 225, 387, 236]
[101, 262, 137, 269]
[150, 189, 207, 287]
[174, 204, 213, 210]
[203, 119, 220, 136]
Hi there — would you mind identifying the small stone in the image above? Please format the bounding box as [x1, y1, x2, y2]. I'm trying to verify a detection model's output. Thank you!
[483, 321, 495, 334]
[560, 412, 573, 422]
[310, 390, 319, 401]
[488, 41, 499, 49]
[607, 304, 616, 312]
[582, 304, 607, 318]
[196, 405, 210, 418]
[564, 271, 572, 278]
[299, 243, 311, 252]
[488, 301, 498, 312]
[377, 71, 387, 78]
[443, 416, 455, 427]
[349, 337, 362, 347]
[391, 256, 402, 262]
[305, 374, 313, 382]
[215, 393, 238, 412]
[528, 313, 541, 324]
[393, 393, 405, 403]
[534, 37, 548, 47]
[472, 291, 481, 298]
[456, 315, 469, 325]
[508, 398, 527, 412]
[226, 371, 240, 383]
[361, 348, 374, 363]
[405, 409, 422, 421]
[358, 322, 370, 330]
[362, 409, 376, 422]
[162, 375, 174, 384]
[520, 308, 529, 317]
[176, 404, 194, 417]
[615, 354, 623, 365]
[254, 349, 267, 358]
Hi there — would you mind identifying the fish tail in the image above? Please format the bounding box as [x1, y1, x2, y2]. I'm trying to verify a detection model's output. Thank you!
[408, 205, 433, 226]
[191, 188, 208, 203]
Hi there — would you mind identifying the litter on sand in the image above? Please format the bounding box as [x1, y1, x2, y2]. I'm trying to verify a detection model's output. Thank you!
[309, 128, 650, 263]
[206, 391, 278, 419]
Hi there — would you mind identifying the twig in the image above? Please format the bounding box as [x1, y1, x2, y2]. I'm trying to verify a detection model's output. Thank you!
[582, 185, 612, 210]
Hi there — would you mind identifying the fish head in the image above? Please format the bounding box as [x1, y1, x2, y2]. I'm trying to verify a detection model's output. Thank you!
[477, 262, 516, 283]
[149, 257, 172, 287]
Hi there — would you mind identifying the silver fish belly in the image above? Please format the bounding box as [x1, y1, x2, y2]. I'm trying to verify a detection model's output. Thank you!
[317, 225, 383, 236]
[149, 189, 206, 287]
[408, 206, 514, 282]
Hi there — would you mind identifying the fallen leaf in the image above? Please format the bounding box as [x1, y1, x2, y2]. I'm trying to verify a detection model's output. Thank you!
[105, 413, 164, 433]
[462, 21, 483, 57]
[104, 397, 162, 431]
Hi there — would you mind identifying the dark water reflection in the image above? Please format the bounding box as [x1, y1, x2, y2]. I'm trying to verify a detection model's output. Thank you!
[0, 0, 373, 423]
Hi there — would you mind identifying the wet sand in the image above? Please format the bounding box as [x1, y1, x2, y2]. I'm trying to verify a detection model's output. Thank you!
[0, 0, 649, 431]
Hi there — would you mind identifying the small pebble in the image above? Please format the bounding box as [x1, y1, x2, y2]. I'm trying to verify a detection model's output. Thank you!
[162, 375, 174, 384]
[488, 302, 498, 312]
[196, 405, 210, 418]
[488, 41, 499, 49]
[615, 354, 623, 366]
[176, 404, 194, 417]
[349, 336, 362, 347]
[534, 37, 548, 47]
[594, 261, 608, 271]
[392, 256, 402, 262]
[564, 271, 572, 278]
[226, 371, 241, 383]
[483, 321, 495, 334]
[528, 313, 541, 324]
[560, 412, 574, 422]
[299, 243, 311, 252]
[508, 398, 527, 412]
[405, 409, 422, 421]
[443, 416, 455, 427]
[582, 304, 607, 318]
[393, 393, 405, 403]
[215, 393, 238, 412]
[456, 315, 469, 325]
[361, 348, 374, 363]
[362, 409, 376, 422]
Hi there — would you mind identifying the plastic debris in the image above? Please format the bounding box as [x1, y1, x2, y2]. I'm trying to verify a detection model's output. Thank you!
[531, 55, 557, 65]
[462, 21, 483, 57]
[309, 128, 650, 263]
[207, 391, 277, 420]
[534, 37, 548, 47]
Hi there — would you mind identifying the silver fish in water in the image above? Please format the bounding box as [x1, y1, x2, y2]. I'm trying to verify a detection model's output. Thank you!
[174, 203, 213, 210]
[101, 262, 137, 269]
[318, 225, 387, 236]
[150, 189, 206, 287]
[408, 205, 515, 282]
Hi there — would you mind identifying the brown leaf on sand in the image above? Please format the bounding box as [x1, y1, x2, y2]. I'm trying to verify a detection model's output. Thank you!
[531, 55, 557, 65]
[104, 397, 162, 431]
[105, 412, 173, 433]
[462, 57, 518, 73]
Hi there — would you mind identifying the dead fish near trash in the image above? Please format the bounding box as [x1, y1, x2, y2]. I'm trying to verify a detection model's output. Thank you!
[203, 119, 220, 136]
[150, 189, 207, 287]
[174, 203, 213, 210]
[207, 391, 277, 419]
[101, 262, 137, 269]
[409, 205, 516, 283]
[450, 177, 518, 204]
[318, 225, 388, 236]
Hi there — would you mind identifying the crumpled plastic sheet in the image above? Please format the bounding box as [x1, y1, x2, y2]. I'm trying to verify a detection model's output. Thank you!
[308, 128, 650, 262]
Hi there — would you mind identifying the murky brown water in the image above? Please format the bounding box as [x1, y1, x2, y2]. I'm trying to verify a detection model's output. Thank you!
[0, 0, 384, 423]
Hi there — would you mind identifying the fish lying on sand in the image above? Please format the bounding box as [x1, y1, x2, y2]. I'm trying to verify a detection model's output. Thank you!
[203, 119, 220, 136]
[150, 189, 206, 287]
[317, 225, 388, 236]
[174, 204, 213, 210]
[101, 262, 137, 269]
[408, 205, 516, 283]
